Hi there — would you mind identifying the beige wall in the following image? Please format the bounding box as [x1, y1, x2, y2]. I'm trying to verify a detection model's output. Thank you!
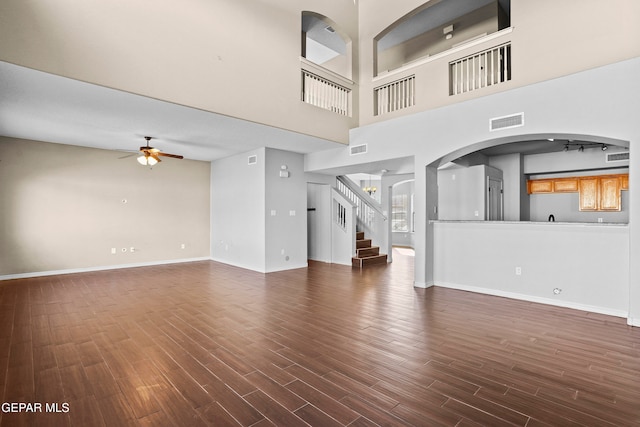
[0, 137, 210, 276]
[0, 0, 358, 144]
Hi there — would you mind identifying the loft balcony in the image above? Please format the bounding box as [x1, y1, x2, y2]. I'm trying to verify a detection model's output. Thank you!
[300, 57, 354, 117]
[363, 28, 514, 124]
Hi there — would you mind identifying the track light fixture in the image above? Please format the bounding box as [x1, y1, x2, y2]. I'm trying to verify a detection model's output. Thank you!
[560, 141, 609, 153]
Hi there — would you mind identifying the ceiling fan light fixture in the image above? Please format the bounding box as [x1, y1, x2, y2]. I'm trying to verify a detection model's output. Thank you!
[137, 154, 158, 166]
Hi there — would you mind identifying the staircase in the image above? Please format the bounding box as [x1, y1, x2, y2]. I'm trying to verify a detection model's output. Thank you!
[352, 231, 387, 268]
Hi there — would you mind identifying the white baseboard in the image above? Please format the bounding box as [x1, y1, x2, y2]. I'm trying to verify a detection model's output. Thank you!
[209, 257, 308, 274]
[0, 257, 211, 281]
[435, 282, 629, 319]
[265, 263, 308, 273]
[414, 281, 434, 289]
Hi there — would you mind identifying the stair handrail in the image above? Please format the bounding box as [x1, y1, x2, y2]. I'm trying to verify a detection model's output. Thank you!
[336, 176, 387, 221]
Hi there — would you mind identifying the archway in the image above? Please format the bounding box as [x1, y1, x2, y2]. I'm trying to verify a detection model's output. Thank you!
[301, 11, 352, 80]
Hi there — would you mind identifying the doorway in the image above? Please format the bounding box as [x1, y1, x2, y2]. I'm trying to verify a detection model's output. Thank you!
[307, 183, 332, 262]
[487, 176, 504, 220]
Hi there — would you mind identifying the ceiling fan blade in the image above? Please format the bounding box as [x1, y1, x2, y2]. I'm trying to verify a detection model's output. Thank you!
[157, 152, 184, 159]
[150, 154, 162, 163]
[118, 152, 138, 159]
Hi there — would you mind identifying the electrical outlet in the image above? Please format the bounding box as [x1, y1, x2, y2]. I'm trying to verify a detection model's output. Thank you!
[515, 266, 522, 275]
[130, 247, 135, 253]
[181, 243, 185, 249]
[111, 248, 116, 255]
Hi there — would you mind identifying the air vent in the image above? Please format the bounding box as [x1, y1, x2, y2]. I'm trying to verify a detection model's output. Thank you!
[325, 26, 335, 33]
[606, 152, 630, 163]
[350, 144, 367, 155]
[248, 155, 257, 165]
[490, 113, 524, 131]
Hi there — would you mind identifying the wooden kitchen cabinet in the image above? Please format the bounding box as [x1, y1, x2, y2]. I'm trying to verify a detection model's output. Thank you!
[579, 176, 622, 211]
[578, 177, 599, 211]
[598, 176, 622, 211]
[528, 173, 627, 212]
[527, 179, 553, 193]
[553, 177, 579, 192]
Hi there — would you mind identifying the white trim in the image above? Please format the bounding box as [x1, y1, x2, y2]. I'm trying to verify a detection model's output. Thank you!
[628, 317, 640, 327]
[373, 27, 514, 83]
[0, 257, 212, 281]
[414, 281, 434, 289]
[435, 281, 629, 319]
[299, 57, 354, 87]
[265, 263, 308, 273]
[210, 257, 266, 273]
[209, 257, 309, 274]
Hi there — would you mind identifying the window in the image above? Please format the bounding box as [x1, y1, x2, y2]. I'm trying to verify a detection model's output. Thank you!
[392, 194, 409, 231]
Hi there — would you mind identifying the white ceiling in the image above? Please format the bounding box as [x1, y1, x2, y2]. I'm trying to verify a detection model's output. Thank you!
[0, 61, 342, 162]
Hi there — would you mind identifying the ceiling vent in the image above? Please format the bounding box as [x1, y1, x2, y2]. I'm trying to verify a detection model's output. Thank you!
[605, 151, 630, 163]
[247, 155, 257, 165]
[490, 112, 524, 131]
[350, 144, 367, 155]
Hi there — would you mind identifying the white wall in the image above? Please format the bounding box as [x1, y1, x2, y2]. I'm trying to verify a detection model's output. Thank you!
[439, 166, 479, 220]
[264, 149, 308, 272]
[211, 148, 266, 271]
[530, 190, 629, 223]
[488, 153, 525, 221]
[525, 146, 629, 174]
[438, 164, 499, 220]
[434, 221, 629, 317]
[211, 148, 308, 273]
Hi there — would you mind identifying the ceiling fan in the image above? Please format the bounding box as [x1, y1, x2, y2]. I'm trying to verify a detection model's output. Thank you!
[137, 136, 184, 166]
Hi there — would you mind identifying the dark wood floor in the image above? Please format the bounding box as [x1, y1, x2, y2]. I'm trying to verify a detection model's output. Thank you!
[1, 250, 639, 426]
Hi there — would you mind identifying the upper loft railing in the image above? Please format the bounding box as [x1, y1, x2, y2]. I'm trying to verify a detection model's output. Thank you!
[449, 42, 511, 95]
[374, 75, 415, 116]
[301, 58, 353, 117]
[371, 28, 513, 118]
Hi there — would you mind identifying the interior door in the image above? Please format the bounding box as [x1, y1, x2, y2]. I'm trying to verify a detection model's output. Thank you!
[307, 183, 332, 262]
[487, 177, 504, 221]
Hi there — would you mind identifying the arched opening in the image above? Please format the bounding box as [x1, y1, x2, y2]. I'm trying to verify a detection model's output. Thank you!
[420, 133, 630, 317]
[301, 11, 352, 79]
[434, 134, 629, 223]
[374, 0, 511, 76]
[388, 178, 416, 267]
